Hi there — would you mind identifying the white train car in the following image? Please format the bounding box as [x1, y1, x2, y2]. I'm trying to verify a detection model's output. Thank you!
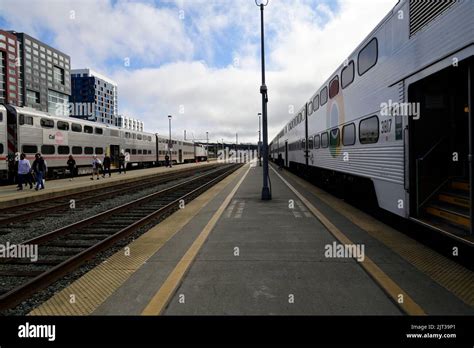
[0, 105, 206, 181]
[271, 0, 474, 240]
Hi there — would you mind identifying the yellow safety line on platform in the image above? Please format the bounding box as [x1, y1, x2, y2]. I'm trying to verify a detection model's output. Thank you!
[277, 166, 474, 308]
[271, 167, 426, 316]
[142, 165, 251, 315]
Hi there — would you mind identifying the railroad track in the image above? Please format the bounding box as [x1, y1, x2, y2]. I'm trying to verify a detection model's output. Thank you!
[0, 163, 241, 311]
[0, 163, 221, 229]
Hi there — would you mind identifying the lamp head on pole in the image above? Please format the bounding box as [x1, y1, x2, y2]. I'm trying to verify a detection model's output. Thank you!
[255, 0, 269, 6]
[168, 115, 172, 120]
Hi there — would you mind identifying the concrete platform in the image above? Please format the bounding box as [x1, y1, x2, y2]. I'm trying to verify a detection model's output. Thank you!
[30, 161, 474, 316]
[0, 161, 216, 209]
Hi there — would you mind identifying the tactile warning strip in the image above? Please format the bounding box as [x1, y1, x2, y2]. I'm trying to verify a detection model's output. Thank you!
[282, 168, 474, 308]
[28, 166, 246, 316]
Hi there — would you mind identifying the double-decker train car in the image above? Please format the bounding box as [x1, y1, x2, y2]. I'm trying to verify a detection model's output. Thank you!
[271, 0, 473, 241]
[0, 105, 207, 181]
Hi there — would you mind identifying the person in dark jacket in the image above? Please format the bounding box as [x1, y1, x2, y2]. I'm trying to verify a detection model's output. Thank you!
[118, 152, 126, 174]
[32, 153, 46, 190]
[102, 155, 112, 178]
[165, 154, 170, 168]
[277, 153, 283, 170]
[67, 155, 76, 181]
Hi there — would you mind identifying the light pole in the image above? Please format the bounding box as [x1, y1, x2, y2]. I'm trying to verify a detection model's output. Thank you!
[256, 0, 271, 200]
[168, 115, 172, 168]
[258, 112, 262, 166]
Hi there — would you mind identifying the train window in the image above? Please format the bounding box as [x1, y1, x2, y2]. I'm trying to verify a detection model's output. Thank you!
[308, 136, 314, 149]
[320, 87, 328, 106]
[125, 132, 130, 139]
[137, 134, 142, 140]
[341, 60, 355, 89]
[84, 125, 93, 134]
[143, 149, 147, 154]
[0, 112, 2, 122]
[125, 149, 131, 154]
[308, 102, 313, 116]
[19, 115, 34, 126]
[132, 133, 136, 139]
[138, 149, 142, 154]
[329, 76, 339, 99]
[41, 145, 55, 154]
[359, 116, 379, 144]
[84, 147, 94, 155]
[95, 127, 103, 135]
[358, 38, 378, 76]
[58, 146, 69, 154]
[57, 121, 69, 131]
[321, 132, 329, 148]
[132, 149, 137, 155]
[329, 128, 340, 147]
[0, 143, 3, 153]
[314, 134, 320, 149]
[95, 147, 103, 155]
[148, 150, 152, 154]
[72, 123, 82, 132]
[72, 146, 82, 155]
[22, 145, 38, 154]
[301, 139, 306, 150]
[40, 118, 54, 128]
[313, 95, 319, 112]
[342, 123, 356, 146]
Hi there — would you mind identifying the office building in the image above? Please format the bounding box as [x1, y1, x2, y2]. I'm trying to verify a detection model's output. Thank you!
[115, 114, 144, 132]
[0, 30, 20, 106]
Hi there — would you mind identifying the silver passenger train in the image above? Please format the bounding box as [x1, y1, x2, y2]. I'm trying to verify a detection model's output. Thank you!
[0, 105, 207, 181]
[270, 0, 473, 241]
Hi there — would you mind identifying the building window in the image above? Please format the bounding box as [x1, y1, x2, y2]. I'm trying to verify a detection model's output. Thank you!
[47, 90, 69, 116]
[342, 123, 356, 146]
[359, 116, 379, 144]
[26, 90, 40, 104]
[321, 132, 329, 148]
[320, 87, 328, 106]
[341, 60, 355, 89]
[53, 66, 65, 85]
[41, 145, 55, 154]
[329, 76, 339, 99]
[358, 38, 378, 76]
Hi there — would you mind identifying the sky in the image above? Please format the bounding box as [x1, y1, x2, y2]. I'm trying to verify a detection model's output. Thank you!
[0, 0, 398, 143]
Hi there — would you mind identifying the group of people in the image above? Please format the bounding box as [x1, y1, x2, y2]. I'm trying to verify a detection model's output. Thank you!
[16, 153, 47, 191]
[15, 152, 128, 190]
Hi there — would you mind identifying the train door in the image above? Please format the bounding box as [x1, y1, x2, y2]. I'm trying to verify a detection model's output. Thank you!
[179, 149, 183, 163]
[110, 145, 120, 168]
[408, 58, 472, 236]
[285, 141, 288, 167]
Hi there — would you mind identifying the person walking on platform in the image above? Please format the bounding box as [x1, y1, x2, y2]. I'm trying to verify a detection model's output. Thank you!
[91, 155, 102, 181]
[102, 154, 112, 178]
[17, 153, 33, 190]
[67, 155, 76, 181]
[277, 153, 283, 170]
[165, 154, 170, 168]
[118, 152, 126, 174]
[32, 153, 46, 190]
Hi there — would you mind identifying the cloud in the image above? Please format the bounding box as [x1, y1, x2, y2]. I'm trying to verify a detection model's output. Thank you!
[0, 0, 398, 143]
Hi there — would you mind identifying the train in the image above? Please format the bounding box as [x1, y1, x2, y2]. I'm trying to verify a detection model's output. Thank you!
[270, 0, 473, 241]
[0, 104, 208, 182]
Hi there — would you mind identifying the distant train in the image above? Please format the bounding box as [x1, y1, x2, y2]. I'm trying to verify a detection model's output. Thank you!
[270, 0, 473, 239]
[0, 104, 207, 182]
